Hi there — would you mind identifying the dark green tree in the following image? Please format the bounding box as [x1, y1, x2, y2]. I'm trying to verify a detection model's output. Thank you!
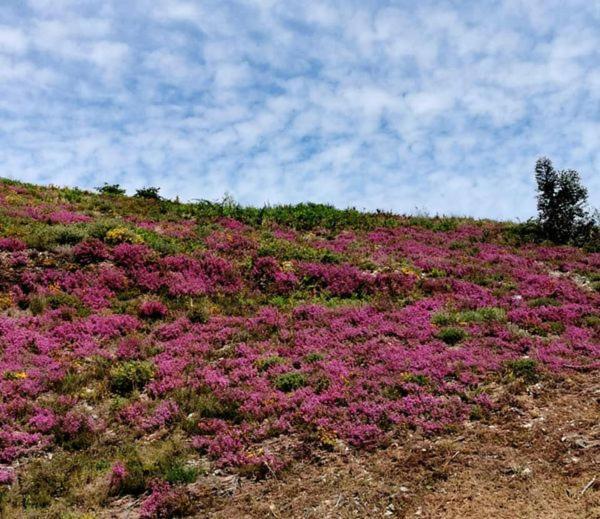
[134, 186, 161, 200]
[96, 183, 126, 196]
[534, 157, 594, 245]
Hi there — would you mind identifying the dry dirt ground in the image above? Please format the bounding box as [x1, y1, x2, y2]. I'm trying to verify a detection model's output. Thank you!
[107, 373, 599, 519]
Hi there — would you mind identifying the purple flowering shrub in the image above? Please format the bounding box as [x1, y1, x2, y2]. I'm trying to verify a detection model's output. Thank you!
[139, 300, 168, 319]
[0, 180, 597, 516]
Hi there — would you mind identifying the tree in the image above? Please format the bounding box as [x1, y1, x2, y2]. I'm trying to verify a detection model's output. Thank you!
[534, 157, 594, 245]
[134, 186, 161, 200]
[96, 183, 126, 196]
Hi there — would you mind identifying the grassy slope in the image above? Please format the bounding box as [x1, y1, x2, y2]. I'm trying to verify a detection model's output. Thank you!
[0, 178, 597, 518]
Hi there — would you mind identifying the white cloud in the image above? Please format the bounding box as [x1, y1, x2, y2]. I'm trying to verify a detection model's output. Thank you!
[0, 0, 597, 220]
[0, 26, 27, 54]
[84, 40, 130, 83]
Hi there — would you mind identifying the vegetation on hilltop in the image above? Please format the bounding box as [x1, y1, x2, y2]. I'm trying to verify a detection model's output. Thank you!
[0, 165, 597, 517]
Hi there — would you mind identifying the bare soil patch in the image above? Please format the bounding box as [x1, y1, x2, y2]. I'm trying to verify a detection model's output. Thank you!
[190, 374, 599, 518]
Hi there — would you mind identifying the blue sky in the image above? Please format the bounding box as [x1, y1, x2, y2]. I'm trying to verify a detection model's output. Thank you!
[0, 0, 598, 219]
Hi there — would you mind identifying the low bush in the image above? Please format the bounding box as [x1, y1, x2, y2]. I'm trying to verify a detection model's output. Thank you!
[504, 358, 539, 384]
[73, 238, 109, 264]
[97, 183, 126, 196]
[138, 300, 168, 319]
[187, 302, 211, 324]
[432, 307, 506, 325]
[105, 227, 143, 245]
[135, 187, 161, 200]
[109, 361, 155, 395]
[436, 327, 467, 345]
[255, 355, 285, 371]
[274, 372, 307, 392]
[304, 352, 324, 363]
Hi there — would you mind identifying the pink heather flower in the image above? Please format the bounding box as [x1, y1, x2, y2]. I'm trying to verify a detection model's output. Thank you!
[113, 243, 154, 269]
[47, 209, 91, 224]
[139, 480, 191, 519]
[138, 300, 168, 319]
[8, 251, 29, 267]
[0, 468, 15, 485]
[116, 337, 143, 360]
[204, 229, 254, 253]
[0, 191, 598, 475]
[97, 266, 128, 290]
[251, 257, 299, 294]
[61, 410, 94, 436]
[218, 217, 247, 231]
[109, 461, 127, 490]
[272, 228, 297, 241]
[142, 400, 180, 431]
[72, 239, 109, 264]
[0, 237, 26, 251]
[28, 408, 57, 433]
[297, 262, 372, 296]
[202, 368, 230, 389]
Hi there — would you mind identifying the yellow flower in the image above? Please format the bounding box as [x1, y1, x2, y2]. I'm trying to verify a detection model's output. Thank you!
[317, 427, 338, 448]
[0, 293, 13, 310]
[400, 266, 417, 276]
[105, 227, 143, 244]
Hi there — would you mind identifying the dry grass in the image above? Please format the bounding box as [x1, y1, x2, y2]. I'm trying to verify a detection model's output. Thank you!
[184, 373, 599, 519]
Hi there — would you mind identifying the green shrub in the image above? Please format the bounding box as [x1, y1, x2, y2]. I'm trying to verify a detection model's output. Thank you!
[504, 358, 539, 384]
[583, 314, 600, 329]
[96, 183, 126, 196]
[187, 303, 210, 324]
[274, 372, 307, 392]
[51, 225, 90, 245]
[113, 440, 201, 498]
[192, 199, 399, 231]
[44, 292, 78, 309]
[502, 219, 542, 245]
[406, 215, 461, 232]
[427, 268, 446, 278]
[467, 307, 506, 322]
[28, 296, 46, 316]
[436, 327, 467, 345]
[174, 389, 241, 425]
[135, 229, 179, 254]
[86, 218, 123, 240]
[304, 352, 325, 363]
[524, 320, 565, 337]
[162, 461, 198, 485]
[17, 451, 107, 509]
[28, 292, 88, 318]
[255, 355, 285, 371]
[117, 455, 147, 495]
[402, 373, 430, 386]
[109, 361, 155, 395]
[135, 186, 161, 200]
[61, 187, 86, 204]
[257, 237, 342, 263]
[470, 405, 484, 420]
[528, 297, 560, 308]
[432, 307, 506, 325]
[26, 224, 90, 249]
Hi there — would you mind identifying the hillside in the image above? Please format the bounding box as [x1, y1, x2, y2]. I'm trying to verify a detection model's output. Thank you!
[0, 179, 598, 518]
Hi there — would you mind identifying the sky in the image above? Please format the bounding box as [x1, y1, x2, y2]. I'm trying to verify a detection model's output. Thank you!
[0, 0, 598, 220]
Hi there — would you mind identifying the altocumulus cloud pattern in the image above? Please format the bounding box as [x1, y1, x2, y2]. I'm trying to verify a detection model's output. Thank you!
[0, 0, 598, 219]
